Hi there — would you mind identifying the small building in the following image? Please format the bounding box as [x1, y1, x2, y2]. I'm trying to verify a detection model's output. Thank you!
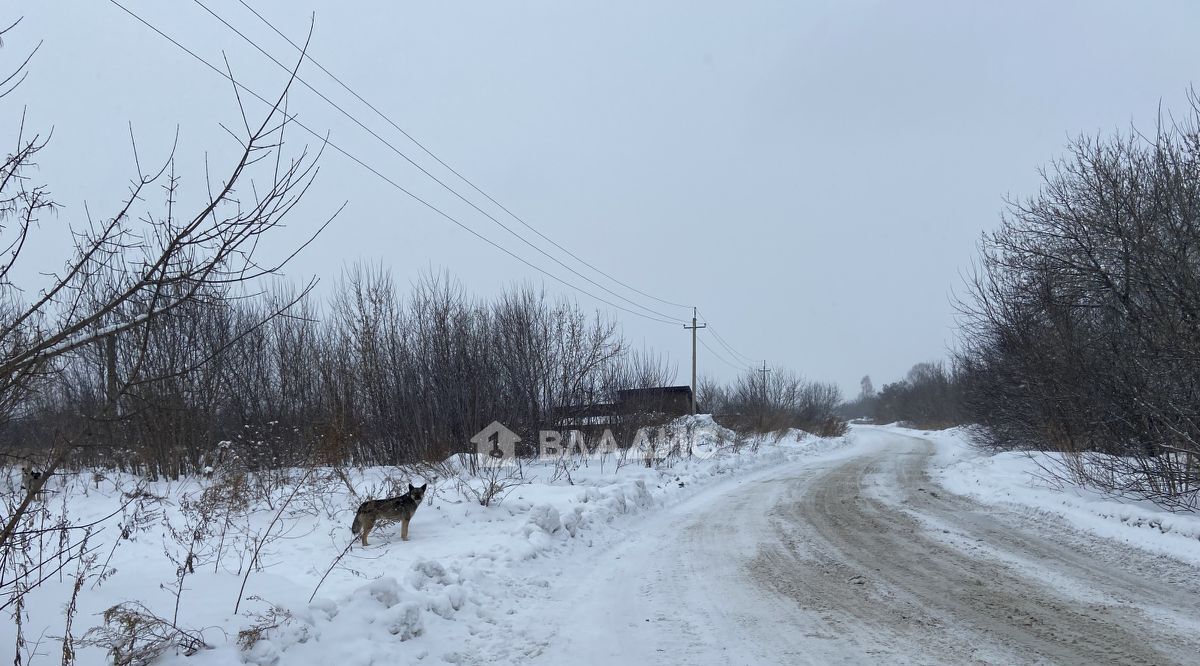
[615, 386, 693, 417]
[555, 385, 694, 434]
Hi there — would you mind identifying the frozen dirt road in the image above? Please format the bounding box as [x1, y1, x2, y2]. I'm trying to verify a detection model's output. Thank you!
[529, 428, 1200, 665]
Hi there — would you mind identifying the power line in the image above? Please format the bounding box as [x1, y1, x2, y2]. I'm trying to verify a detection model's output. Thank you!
[697, 337, 747, 373]
[106, 0, 683, 326]
[710, 327, 755, 364]
[235, 0, 693, 313]
[698, 310, 756, 365]
[189, 0, 687, 325]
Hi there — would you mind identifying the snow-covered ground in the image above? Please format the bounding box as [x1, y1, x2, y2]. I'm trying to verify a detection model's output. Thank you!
[528, 426, 1200, 664]
[7, 421, 1200, 664]
[921, 425, 1200, 567]
[2, 417, 850, 665]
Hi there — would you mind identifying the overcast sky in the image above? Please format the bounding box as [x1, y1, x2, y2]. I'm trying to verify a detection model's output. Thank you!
[6, 1, 1200, 396]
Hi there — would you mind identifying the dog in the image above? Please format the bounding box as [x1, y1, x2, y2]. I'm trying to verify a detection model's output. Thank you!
[20, 465, 44, 498]
[350, 483, 427, 547]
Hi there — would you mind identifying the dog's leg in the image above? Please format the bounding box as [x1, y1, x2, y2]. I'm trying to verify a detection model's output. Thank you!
[360, 515, 373, 547]
[401, 518, 409, 541]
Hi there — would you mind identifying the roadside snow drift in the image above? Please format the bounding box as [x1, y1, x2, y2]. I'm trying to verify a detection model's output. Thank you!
[916, 425, 1200, 567]
[2, 416, 850, 665]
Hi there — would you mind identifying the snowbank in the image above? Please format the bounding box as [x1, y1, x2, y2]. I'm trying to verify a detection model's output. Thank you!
[913, 425, 1200, 567]
[3, 416, 850, 665]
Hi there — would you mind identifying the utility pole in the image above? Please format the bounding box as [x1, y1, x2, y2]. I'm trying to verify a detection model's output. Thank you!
[758, 360, 771, 386]
[758, 360, 771, 430]
[684, 307, 706, 414]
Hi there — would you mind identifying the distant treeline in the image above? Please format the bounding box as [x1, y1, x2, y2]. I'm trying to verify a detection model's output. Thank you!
[701, 369, 845, 438]
[841, 362, 966, 430]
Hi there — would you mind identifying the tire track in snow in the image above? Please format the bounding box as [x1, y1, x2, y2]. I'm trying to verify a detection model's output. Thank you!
[528, 430, 1200, 664]
[754, 430, 1200, 664]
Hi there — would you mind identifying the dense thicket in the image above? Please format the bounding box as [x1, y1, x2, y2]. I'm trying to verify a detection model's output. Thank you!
[957, 99, 1200, 508]
[3, 267, 681, 476]
[842, 362, 967, 429]
[700, 368, 844, 437]
[836, 364, 966, 429]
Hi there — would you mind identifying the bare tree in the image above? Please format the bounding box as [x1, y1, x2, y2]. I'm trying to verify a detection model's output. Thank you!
[706, 367, 845, 436]
[870, 361, 966, 429]
[957, 91, 1200, 509]
[0, 17, 332, 616]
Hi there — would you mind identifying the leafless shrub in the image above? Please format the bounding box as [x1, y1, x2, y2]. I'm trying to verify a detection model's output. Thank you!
[548, 447, 583, 484]
[957, 90, 1200, 509]
[91, 485, 162, 590]
[56, 537, 95, 666]
[446, 456, 528, 507]
[235, 599, 294, 651]
[705, 368, 844, 436]
[234, 467, 315, 613]
[863, 361, 967, 430]
[80, 602, 208, 666]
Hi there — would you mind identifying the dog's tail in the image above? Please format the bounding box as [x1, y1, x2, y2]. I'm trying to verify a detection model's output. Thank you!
[350, 510, 362, 535]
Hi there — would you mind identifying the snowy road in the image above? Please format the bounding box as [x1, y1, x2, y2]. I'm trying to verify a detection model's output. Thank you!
[528, 429, 1200, 665]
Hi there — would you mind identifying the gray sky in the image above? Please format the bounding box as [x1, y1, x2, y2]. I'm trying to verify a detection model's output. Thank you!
[6, 1, 1200, 396]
